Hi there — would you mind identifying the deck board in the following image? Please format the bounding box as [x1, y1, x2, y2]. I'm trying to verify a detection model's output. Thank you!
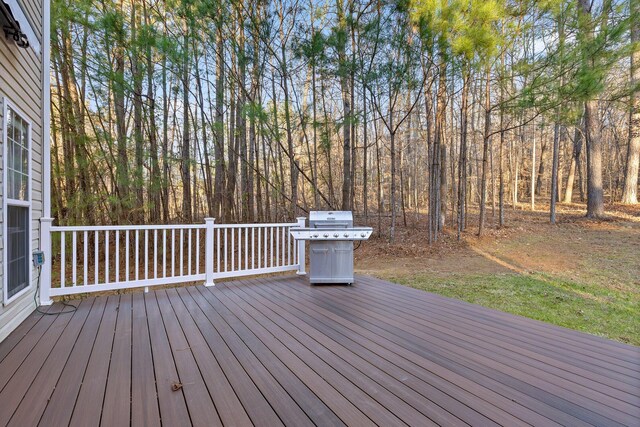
[101, 294, 133, 427]
[131, 292, 161, 427]
[0, 274, 637, 426]
[69, 295, 118, 427]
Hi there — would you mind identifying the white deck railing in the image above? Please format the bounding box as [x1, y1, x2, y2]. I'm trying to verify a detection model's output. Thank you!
[38, 217, 306, 304]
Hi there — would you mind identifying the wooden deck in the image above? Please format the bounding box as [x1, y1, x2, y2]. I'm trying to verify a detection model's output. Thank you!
[0, 275, 638, 426]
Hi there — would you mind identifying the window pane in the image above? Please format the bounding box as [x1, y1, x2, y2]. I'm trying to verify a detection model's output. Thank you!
[12, 141, 20, 172]
[13, 115, 22, 144]
[21, 119, 28, 147]
[13, 171, 21, 200]
[22, 147, 28, 174]
[7, 206, 29, 298]
[20, 174, 28, 200]
[7, 171, 14, 199]
[6, 113, 13, 140]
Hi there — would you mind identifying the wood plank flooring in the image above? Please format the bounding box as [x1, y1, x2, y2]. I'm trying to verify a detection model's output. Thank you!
[0, 275, 638, 426]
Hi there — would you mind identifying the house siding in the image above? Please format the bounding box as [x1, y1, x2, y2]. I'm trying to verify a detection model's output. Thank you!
[0, 0, 45, 342]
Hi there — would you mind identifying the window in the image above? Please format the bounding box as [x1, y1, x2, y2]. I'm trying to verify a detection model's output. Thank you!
[3, 100, 31, 303]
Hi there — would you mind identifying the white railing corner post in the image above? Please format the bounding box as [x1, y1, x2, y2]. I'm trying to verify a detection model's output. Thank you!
[39, 218, 54, 305]
[204, 218, 216, 287]
[296, 217, 306, 275]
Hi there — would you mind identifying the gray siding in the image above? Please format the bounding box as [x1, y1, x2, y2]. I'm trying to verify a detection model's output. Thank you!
[0, 0, 45, 342]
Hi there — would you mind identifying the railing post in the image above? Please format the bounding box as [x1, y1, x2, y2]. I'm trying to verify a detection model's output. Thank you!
[204, 218, 215, 287]
[39, 218, 54, 305]
[296, 217, 306, 275]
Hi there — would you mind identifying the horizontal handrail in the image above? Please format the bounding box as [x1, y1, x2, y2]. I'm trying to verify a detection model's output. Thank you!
[50, 222, 298, 232]
[50, 224, 206, 231]
[212, 222, 298, 229]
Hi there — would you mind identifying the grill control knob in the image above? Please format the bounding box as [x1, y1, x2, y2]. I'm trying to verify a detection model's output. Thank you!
[333, 233, 339, 238]
[344, 233, 349, 238]
[313, 233, 319, 238]
[323, 233, 329, 238]
[360, 233, 365, 237]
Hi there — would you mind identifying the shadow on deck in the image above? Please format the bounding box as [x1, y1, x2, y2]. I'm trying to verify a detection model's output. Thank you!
[0, 275, 638, 426]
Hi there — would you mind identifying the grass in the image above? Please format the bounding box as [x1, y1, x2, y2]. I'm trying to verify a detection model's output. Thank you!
[360, 205, 640, 347]
[382, 272, 640, 346]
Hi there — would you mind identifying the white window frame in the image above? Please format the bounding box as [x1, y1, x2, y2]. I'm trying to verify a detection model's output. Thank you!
[2, 97, 32, 305]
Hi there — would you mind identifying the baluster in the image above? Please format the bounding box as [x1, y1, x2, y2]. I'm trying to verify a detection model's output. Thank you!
[135, 230, 139, 281]
[257, 227, 261, 270]
[180, 229, 184, 276]
[244, 227, 248, 270]
[83, 231, 88, 286]
[72, 231, 77, 286]
[105, 231, 109, 284]
[264, 227, 268, 269]
[125, 231, 130, 282]
[61, 232, 66, 288]
[115, 231, 120, 283]
[280, 227, 287, 265]
[188, 229, 192, 276]
[237, 228, 241, 271]
[237, 227, 241, 270]
[287, 226, 291, 266]
[293, 225, 298, 265]
[124, 230, 130, 282]
[270, 226, 274, 268]
[154, 230, 158, 279]
[163, 229, 167, 278]
[251, 227, 255, 270]
[231, 228, 235, 272]
[275, 226, 279, 266]
[195, 229, 200, 275]
[224, 228, 228, 272]
[145, 229, 149, 280]
[171, 229, 175, 276]
[94, 230, 99, 285]
[216, 228, 221, 273]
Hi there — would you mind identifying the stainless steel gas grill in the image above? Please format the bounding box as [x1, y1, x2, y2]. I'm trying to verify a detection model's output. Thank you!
[290, 211, 372, 285]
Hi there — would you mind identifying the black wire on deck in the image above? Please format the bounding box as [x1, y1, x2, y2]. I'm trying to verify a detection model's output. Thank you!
[34, 266, 77, 315]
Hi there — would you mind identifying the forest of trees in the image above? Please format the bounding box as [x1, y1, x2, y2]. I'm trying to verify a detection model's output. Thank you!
[50, 0, 639, 241]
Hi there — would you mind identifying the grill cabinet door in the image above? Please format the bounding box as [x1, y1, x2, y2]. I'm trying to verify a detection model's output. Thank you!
[309, 242, 332, 282]
[332, 242, 354, 282]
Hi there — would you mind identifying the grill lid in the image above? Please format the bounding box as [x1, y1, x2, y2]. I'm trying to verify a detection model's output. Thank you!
[309, 211, 353, 228]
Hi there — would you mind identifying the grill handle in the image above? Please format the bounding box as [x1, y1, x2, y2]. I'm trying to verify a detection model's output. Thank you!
[312, 221, 351, 229]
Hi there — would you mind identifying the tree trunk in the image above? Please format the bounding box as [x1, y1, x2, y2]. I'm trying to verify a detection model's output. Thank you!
[550, 121, 561, 223]
[479, 67, 491, 236]
[584, 100, 605, 217]
[579, 0, 605, 218]
[564, 124, 583, 203]
[535, 138, 547, 196]
[457, 72, 470, 240]
[132, 3, 144, 223]
[336, 0, 352, 211]
[390, 126, 397, 242]
[161, 4, 170, 222]
[181, 28, 192, 222]
[622, 0, 639, 204]
[363, 86, 369, 223]
[144, 0, 161, 223]
[114, 0, 128, 221]
[238, 9, 248, 221]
